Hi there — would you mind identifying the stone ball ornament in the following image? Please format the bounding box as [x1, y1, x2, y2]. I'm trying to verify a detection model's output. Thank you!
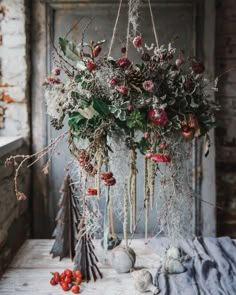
[132, 269, 160, 294]
[110, 245, 136, 273]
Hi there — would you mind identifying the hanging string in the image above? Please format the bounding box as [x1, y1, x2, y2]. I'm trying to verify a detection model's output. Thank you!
[108, 0, 123, 57]
[147, 0, 159, 49]
[125, 1, 131, 58]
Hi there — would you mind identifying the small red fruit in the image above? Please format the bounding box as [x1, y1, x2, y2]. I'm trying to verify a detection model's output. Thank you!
[101, 172, 113, 180]
[104, 177, 116, 186]
[86, 61, 96, 72]
[144, 132, 150, 139]
[118, 86, 128, 95]
[64, 276, 72, 284]
[61, 282, 70, 291]
[145, 151, 153, 159]
[75, 277, 82, 285]
[72, 285, 80, 294]
[127, 105, 133, 111]
[74, 270, 82, 278]
[60, 272, 66, 280]
[53, 272, 60, 283]
[50, 278, 57, 286]
[110, 77, 118, 86]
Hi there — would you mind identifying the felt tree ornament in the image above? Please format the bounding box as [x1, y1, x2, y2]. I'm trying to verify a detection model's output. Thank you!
[50, 174, 77, 260]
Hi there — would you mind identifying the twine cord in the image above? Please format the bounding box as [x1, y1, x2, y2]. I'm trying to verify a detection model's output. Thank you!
[147, 0, 159, 49]
[108, 0, 123, 57]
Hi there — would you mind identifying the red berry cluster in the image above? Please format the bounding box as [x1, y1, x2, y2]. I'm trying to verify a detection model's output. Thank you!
[50, 269, 82, 293]
[101, 172, 116, 186]
[78, 149, 97, 176]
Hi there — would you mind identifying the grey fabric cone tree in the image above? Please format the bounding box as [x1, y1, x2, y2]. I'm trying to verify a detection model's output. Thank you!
[73, 219, 103, 282]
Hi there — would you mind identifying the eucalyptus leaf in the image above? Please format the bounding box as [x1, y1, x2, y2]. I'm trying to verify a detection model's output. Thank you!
[59, 37, 80, 61]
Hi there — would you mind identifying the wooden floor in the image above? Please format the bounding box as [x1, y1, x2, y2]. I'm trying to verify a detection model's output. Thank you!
[0, 239, 161, 295]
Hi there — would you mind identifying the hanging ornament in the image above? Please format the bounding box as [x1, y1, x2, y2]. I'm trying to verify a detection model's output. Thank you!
[132, 269, 160, 294]
[164, 247, 185, 274]
[110, 246, 136, 273]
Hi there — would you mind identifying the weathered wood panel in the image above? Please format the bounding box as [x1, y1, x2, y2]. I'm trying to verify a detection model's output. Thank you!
[0, 239, 161, 295]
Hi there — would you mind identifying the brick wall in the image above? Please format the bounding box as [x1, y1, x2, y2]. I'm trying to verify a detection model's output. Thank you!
[0, 0, 30, 274]
[215, 0, 236, 237]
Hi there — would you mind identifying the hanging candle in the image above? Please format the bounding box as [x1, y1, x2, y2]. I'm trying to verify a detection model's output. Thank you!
[132, 269, 160, 294]
[110, 246, 136, 273]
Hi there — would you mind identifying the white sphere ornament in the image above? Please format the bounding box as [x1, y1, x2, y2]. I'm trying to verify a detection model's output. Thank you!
[110, 245, 136, 273]
[175, 58, 184, 67]
[132, 269, 160, 294]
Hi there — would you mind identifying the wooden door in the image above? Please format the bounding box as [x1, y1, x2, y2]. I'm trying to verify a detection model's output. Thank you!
[31, 0, 215, 238]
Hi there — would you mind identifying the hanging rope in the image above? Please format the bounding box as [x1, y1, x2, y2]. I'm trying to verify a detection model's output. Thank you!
[147, 0, 159, 49]
[108, 0, 123, 57]
[125, 1, 131, 58]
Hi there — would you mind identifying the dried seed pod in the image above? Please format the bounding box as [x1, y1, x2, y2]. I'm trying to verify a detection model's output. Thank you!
[141, 52, 151, 62]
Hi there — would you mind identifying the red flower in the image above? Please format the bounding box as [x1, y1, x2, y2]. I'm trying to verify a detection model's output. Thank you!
[86, 61, 96, 72]
[192, 62, 205, 74]
[118, 86, 128, 95]
[117, 57, 131, 67]
[143, 80, 154, 92]
[152, 153, 170, 163]
[148, 109, 168, 127]
[133, 36, 142, 48]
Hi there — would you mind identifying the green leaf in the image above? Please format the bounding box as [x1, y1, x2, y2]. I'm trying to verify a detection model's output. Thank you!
[68, 112, 86, 127]
[138, 137, 150, 155]
[59, 37, 80, 61]
[127, 110, 145, 130]
[92, 97, 110, 116]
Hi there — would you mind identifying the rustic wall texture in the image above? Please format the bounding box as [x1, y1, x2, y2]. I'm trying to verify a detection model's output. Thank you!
[0, 0, 30, 275]
[215, 0, 236, 237]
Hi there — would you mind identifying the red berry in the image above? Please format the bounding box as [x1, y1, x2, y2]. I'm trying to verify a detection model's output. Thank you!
[145, 151, 153, 159]
[74, 270, 82, 278]
[110, 77, 118, 86]
[72, 285, 80, 294]
[64, 276, 72, 284]
[75, 277, 82, 285]
[86, 61, 96, 72]
[64, 269, 73, 277]
[53, 272, 60, 283]
[144, 132, 150, 139]
[127, 105, 133, 111]
[50, 278, 57, 286]
[61, 282, 70, 291]
[60, 272, 66, 280]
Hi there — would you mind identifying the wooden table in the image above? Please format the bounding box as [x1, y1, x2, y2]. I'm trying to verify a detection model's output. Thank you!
[0, 239, 161, 295]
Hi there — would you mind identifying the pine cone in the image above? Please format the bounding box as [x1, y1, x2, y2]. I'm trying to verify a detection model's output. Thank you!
[143, 61, 160, 80]
[84, 163, 94, 174]
[126, 68, 145, 88]
[51, 118, 64, 130]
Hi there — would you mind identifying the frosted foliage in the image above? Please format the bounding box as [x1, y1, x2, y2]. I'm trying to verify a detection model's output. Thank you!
[108, 135, 130, 223]
[70, 164, 103, 237]
[155, 137, 193, 243]
[128, 0, 142, 37]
